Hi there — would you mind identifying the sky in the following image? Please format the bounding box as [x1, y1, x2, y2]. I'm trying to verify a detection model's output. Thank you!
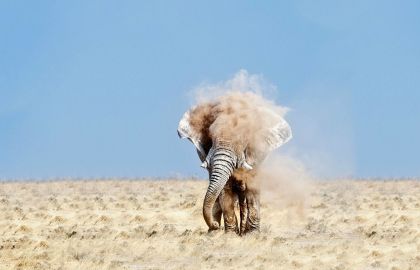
[1, 1, 419, 179]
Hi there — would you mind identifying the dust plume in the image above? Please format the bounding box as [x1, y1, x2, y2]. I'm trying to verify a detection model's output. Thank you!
[257, 154, 313, 220]
[190, 70, 313, 215]
[189, 70, 289, 154]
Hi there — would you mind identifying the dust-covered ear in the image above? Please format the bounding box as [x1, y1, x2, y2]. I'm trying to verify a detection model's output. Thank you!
[178, 110, 207, 161]
[242, 117, 292, 169]
[265, 117, 292, 151]
[178, 104, 215, 162]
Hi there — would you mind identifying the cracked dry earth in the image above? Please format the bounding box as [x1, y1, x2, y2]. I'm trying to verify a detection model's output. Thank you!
[0, 179, 419, 269]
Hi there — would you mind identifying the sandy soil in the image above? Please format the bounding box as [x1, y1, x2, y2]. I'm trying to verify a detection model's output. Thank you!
[0, 179, 419, 270]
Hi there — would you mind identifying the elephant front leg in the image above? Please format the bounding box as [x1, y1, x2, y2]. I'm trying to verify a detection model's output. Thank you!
[234, 180, 247, 236]
[219, 185, 238, 233]
[244, 188, 260, 233]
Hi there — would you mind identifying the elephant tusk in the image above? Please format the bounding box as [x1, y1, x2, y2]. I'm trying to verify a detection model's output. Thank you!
[201, 161, 208, 169]
[242, 161, 253, 170]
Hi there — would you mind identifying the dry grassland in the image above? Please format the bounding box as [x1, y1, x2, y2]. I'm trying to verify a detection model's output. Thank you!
[0, 179, 419, 269]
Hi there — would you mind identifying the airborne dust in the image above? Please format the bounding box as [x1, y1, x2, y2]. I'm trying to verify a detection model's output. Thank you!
[190, 70, 313, 218]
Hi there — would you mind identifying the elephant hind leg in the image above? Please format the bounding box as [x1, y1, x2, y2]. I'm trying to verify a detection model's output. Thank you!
[244, 188, 260, 233]
[238, 190, 247, 236]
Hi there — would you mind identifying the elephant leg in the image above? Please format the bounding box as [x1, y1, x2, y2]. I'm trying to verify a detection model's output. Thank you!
[238, 190, 247, 236]
[219, 183, 238, 233]
[245, 188, 260, 233]
[233, 180, 247, 236]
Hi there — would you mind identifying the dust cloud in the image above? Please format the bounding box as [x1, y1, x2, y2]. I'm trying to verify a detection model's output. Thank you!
[257, 154, 313, 220]
[190, 70, 313, 216]
[189, 70, 288, 153]
[189, 91, 288, 154]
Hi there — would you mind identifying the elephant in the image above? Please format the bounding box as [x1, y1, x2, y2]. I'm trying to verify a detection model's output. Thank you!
[177, 92, 292, 234]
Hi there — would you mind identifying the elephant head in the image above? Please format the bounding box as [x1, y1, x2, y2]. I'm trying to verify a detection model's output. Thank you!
[177, 92, 292, 230]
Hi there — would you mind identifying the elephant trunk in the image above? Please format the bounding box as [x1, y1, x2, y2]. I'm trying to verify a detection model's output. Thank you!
[203, 147, 236, 230]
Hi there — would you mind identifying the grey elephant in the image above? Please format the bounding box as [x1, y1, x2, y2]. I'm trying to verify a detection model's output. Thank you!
[177, 92, 292, 234]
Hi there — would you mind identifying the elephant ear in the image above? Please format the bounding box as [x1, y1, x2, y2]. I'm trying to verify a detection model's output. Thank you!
[265, 117, 293, 151]
[178, 104, 217, 163]
[242, 117, 292, 169]
[177, 110, 206, 161]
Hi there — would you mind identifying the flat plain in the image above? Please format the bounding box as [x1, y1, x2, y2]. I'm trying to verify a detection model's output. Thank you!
[0, 179, 419, 269]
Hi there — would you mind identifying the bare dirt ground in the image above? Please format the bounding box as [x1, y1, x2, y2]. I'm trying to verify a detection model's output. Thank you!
[0, 179, 419, 270]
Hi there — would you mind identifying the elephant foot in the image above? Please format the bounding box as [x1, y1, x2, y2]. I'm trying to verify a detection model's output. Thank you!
[223, 214, 239, 234]
[243, 224, 260, 234]
[242, 230, 259, 237]
[224, 225, 237, 233]
[224, 217, 239, 234]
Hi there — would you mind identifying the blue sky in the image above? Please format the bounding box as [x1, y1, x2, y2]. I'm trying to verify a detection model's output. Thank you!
[1, 1, 419, 179]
